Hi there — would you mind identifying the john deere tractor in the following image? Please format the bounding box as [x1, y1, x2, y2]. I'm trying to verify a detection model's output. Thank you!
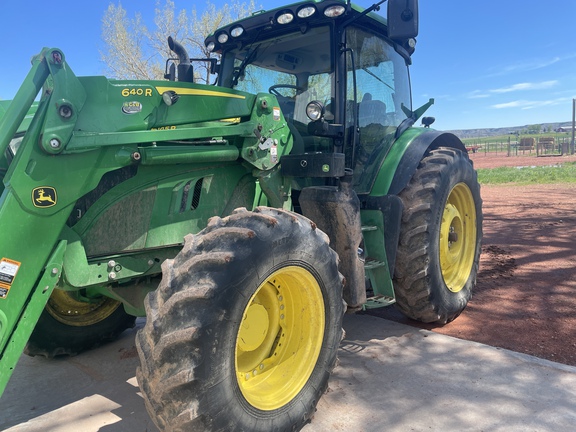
[0, 0, 482, 430]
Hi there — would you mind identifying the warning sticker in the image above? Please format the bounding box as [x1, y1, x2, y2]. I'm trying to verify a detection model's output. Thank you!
[0, 258, 21, 299]
[270, 144, 278, 164]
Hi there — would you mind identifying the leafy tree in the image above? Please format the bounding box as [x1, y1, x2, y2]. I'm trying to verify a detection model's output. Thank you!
[101, 0, 256, 83]
[527, 124, 542, 134]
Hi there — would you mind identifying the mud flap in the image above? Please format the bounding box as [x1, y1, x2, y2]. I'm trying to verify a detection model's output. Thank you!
[299, 172, 366, 310]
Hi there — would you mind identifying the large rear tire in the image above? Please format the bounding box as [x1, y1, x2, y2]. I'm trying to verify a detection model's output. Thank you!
[25, 291, 136, 358]
[136, 207, 344, 432]
[393, 147, 482, 324]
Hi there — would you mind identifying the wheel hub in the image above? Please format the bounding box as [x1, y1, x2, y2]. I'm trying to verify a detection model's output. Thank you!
[238, 304, 270, 351]
[441, 203, 464, 268]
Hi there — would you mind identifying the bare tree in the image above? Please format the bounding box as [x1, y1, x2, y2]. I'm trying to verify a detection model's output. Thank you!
[101, 0, 257, 83]
[189, 0, 257, 83]
[100, 3, 162, 80]
[151, 0, 190, 71]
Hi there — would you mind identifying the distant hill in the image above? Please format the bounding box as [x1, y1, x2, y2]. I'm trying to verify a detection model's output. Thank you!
[447, 121, 574, 139]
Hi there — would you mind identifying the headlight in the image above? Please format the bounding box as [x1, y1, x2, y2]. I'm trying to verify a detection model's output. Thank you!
[306, 101, 324, 121]
[297, 6, 316, 18]
[162, 91, 180, 106]
[206, 41, 216, 52]
[277, 11, 294, 24]
[324, 5, 345, 17]
[217, 33, 229, 44]
[230, 26, 244, 37]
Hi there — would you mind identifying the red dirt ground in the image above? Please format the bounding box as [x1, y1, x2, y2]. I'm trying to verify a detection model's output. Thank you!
[369, 152, 576, 366]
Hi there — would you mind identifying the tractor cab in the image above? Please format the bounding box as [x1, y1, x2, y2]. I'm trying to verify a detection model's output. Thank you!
[204, 0, 419, 193]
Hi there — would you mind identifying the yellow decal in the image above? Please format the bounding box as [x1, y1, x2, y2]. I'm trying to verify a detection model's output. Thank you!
[151, 126, 177, 131]
[0, 258, 21, 299]
[155, 86, 246, 99]
[121, 88, 153, 97]
[32, 187, 57, 208]
[220, 118, 241, 123]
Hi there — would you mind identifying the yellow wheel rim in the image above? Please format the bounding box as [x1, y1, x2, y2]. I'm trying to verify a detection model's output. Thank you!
[235, 266, 325, 411]
[46, 290, 122, 326]
[439, 183, 477, 293]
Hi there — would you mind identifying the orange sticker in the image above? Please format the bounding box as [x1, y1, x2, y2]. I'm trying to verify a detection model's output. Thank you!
[0, 258, 21, 299]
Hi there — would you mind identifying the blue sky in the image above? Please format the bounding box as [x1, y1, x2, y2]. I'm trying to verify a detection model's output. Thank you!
[1, 0, 575, 130]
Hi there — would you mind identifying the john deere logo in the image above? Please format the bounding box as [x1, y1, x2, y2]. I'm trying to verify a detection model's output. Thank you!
[32, 187, 57, 208]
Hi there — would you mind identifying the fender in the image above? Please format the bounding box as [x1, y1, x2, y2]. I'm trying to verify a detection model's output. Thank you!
[371, 127, 467, 197]
[361, 128, 467, 285]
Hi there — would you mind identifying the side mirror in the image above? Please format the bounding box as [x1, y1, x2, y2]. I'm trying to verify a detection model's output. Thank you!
[422, 116, 435, 128]
[164, 62, 176, 81]
[387, 0, 419, 41]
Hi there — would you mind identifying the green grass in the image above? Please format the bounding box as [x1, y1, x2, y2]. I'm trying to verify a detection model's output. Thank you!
[477, 162, 576, 185]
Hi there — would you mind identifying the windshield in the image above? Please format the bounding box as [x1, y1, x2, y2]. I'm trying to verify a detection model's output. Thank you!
[219, 26, 334, 154]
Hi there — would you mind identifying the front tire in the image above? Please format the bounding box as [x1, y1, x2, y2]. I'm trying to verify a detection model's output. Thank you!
[393, 147, 482, 324]
[136, 207, 344, 432]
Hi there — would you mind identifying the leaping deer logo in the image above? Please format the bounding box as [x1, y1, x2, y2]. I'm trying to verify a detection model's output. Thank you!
[32, 187, 57, 208]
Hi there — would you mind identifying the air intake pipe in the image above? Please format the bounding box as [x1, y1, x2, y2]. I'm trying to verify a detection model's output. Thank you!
[168, 36, 194, 82]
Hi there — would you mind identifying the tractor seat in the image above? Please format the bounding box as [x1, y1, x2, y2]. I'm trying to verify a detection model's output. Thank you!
[358, 93, 387, 127]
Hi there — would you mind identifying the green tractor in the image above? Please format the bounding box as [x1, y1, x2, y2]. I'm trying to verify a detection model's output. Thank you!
[0, 0, 482, 430]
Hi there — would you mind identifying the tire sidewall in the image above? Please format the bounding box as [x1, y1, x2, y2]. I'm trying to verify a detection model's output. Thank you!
[427, 150, 482, 317]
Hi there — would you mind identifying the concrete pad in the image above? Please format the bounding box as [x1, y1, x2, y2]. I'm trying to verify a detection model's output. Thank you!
[2, 314, 575, 431]
[307, 314, 576, 431]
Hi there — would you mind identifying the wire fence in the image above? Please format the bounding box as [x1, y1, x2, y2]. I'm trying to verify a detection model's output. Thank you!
[466, 136, 574, 157]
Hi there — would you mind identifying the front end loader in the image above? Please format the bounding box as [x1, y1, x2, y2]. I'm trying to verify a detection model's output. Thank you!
[0, 0, 482, 430]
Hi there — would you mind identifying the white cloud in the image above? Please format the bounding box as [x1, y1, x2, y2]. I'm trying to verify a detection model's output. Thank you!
[468, 90, 490, 99]
[491, 97, 570, 110]
[498, 58, 561, 74]
[490, 80, 559, 93]
[486, 54, 576, 78]
[491, 100, 532, 109]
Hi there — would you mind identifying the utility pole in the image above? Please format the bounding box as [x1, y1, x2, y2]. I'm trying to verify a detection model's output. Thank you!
[570, 99, 576, 154]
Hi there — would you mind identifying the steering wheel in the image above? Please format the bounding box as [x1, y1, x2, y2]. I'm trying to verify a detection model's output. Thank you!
[268, 84, 303, 98]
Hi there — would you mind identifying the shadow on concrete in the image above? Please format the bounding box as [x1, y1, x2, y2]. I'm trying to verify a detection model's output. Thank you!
[3, 315, 576, 431]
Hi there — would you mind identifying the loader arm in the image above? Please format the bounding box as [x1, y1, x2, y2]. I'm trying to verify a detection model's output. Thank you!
[0, 48, 161, 393]
[0, 48, 75, 394]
